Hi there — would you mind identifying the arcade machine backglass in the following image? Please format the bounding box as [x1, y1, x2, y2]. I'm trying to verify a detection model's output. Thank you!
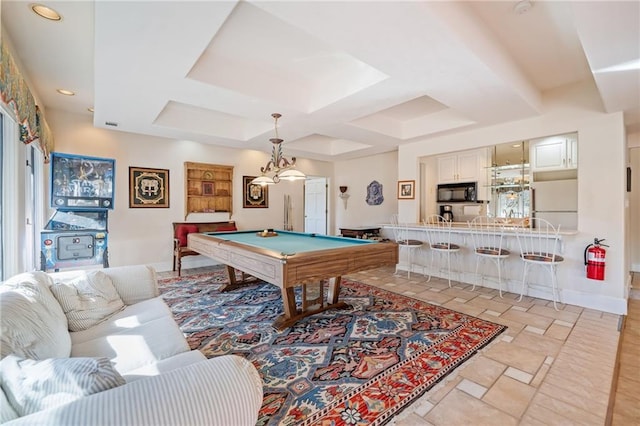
[41, 152, 115, 271]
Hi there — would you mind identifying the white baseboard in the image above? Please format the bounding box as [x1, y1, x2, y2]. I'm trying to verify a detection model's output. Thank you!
[151, 257, 219, 273]
[395, 265, 626, 315]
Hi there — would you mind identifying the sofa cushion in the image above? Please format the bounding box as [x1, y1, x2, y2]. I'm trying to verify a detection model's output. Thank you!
[70, 297, 169, 346]
[50, 265, 159, 306]
[50, 271, 125, 332]
[175, 224, 199, 247]
[71, 314, 190, 375]
[0, 272, 71, 359]
[214, 224, 238, 232]
[0, 355, 125, 417]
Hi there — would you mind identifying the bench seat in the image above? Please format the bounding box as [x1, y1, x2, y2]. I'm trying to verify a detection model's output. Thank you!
[172, 221, 237, 275]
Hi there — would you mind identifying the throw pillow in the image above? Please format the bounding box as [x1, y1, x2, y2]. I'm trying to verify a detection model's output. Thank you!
[0, 355, 125, 416]
[175, 224, 199, 247]
[0, 271, 72, 359]
[50, 270, 125, 332]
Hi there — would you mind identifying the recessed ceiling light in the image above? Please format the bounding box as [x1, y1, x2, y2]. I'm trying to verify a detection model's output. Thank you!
[56, 89, 75, 96]
[513, 0, 533, 15]
[30, 3, 62, 21]
[88, 107, 95, 113]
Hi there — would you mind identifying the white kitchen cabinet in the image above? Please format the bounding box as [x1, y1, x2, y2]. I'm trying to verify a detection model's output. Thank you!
[437, 149, 486, 184]
[437, 155, 458, 183]
[530, 135, 578, 171]
[568, 137, 578, 169]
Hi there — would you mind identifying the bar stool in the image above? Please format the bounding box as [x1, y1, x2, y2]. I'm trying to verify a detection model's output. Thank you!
[423, 214, 462, 287]
[468, 216, 510, 297]
[390, 214, 423, 279]
[515, 218, 564, 310]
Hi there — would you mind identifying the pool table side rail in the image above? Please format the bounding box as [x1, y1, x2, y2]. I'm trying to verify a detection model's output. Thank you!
[187, 232, 399, 287]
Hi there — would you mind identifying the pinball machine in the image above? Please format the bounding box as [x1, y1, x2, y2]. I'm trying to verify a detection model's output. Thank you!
[40, 152, 115, 271]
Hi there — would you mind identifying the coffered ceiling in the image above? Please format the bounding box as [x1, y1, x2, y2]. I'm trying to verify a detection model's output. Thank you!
[2, 1, 639, 161]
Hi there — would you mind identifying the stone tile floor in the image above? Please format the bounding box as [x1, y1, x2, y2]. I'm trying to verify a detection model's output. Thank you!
[346, 267, 622, 425]
[609, 273, 640, 425]
[172, 266, 635, 425]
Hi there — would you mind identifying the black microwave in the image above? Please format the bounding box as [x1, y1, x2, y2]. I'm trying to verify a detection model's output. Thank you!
[437, 182, 477, 202]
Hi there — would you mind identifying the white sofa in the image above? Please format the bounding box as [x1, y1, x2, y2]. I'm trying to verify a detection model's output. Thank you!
[0, 265, 263, 425]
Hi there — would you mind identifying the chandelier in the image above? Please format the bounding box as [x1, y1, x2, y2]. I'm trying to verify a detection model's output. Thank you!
[251, 113, 306, 185]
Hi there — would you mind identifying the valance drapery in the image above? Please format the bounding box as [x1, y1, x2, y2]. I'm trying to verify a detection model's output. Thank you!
[0, 40, 53, 162]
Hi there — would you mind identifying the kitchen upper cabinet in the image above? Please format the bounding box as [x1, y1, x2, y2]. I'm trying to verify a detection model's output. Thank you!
[437, 149, 485, 184]
[568, 137, 578, 169]
[531, 134, 577, 172]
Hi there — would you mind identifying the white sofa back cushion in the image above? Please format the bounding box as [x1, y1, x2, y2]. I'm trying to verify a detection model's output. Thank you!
[0, 355, 125, 417]
[50, 271, 125, 332]
[0, 272, 71, 359]
[50, 265, 159, 306]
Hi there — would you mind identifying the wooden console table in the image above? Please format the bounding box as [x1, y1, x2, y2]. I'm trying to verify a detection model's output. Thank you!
[339, 226, 381, 239]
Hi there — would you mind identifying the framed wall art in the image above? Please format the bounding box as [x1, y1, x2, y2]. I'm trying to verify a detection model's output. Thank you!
[397, 180, 415, 200]
[243, 176, 268, 208]
[129, 167, 169, 208]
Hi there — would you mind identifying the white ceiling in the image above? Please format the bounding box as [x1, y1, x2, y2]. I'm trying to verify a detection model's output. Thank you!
[2, 1, 639, 162]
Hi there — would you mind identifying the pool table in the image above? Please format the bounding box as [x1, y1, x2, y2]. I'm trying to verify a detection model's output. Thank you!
[187, 230, 398, 330]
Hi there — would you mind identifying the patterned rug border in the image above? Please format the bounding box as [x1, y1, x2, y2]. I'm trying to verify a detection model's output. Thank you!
[158, 270, 507, 425]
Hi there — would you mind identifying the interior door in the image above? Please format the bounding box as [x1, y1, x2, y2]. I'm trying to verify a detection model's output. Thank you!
[304, 177, 327, 235]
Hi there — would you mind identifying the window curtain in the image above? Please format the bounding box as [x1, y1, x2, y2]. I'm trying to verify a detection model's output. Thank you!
[0, 40, 54, 162]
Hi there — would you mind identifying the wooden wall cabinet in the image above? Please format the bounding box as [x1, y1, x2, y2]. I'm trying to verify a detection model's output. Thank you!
[184, 162, 233, 219]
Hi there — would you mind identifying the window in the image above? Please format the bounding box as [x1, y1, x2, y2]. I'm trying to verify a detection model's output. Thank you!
[1, 104, 20, 279]
[0, 103, 44, 278]
[0, 111, 3, 278]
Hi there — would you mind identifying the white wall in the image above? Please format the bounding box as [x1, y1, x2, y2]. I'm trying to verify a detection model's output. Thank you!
[630, 147, 640, 272]
[395, 81, 629, 313]
[333, 151, 398, 234]
[47, 110, 333, 271]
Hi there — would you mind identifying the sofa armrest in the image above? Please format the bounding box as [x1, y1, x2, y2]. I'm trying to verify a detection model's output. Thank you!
[5, 355, 263, 426]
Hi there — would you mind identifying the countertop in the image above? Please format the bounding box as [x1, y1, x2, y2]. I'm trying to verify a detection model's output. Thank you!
[380, 222, 578, 236]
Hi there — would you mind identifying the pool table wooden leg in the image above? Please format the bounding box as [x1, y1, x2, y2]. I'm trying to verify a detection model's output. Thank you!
[272, 277, 350, 331]
[219, 265, 259, 291]
[281, 286, 298, 319]
[327, 276, 342, 304]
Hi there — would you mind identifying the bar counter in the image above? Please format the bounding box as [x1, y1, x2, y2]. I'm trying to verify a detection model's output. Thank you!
[379, 222, 603, 312]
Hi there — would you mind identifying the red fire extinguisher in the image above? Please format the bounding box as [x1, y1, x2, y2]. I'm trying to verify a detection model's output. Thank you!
[584, 238, 608, 281]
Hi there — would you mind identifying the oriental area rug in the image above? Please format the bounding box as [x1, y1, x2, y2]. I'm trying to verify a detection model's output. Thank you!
[158, 269, 506, 425]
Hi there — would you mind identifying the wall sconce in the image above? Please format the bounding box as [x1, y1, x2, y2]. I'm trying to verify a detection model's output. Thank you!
[339, 186, 350, 210]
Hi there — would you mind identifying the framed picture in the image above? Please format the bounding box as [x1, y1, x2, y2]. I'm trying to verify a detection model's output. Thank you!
[243, 176, 268, 208]
[397, 180, 415, 200]
[202, 181, 214, 196]
[129, 167, 169, 208]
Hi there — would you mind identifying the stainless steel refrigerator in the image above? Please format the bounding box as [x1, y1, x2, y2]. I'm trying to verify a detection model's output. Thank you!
[531, 179, 578, 230]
